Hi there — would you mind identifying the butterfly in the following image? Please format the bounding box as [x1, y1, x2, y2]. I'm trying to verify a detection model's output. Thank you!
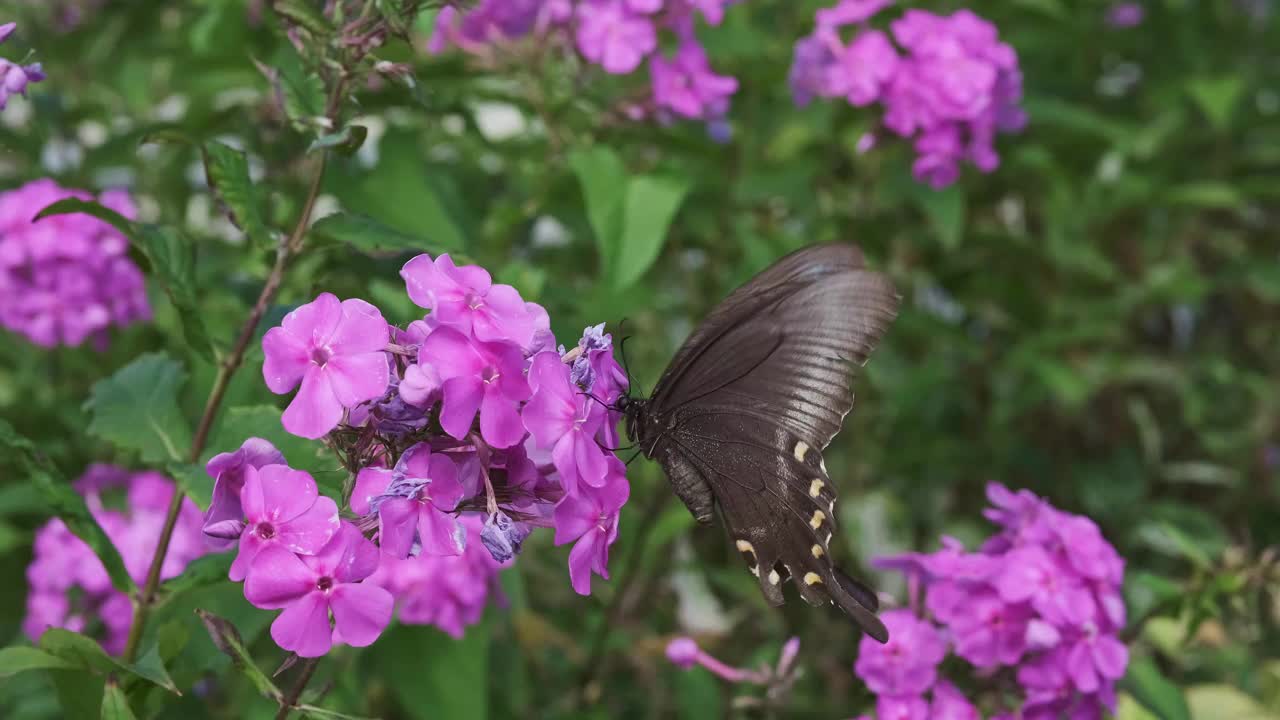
[618, 243, 899, 642]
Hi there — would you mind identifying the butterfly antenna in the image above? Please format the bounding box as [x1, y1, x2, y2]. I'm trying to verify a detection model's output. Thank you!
[618, 331, 645, 398]
[624, 449, 644, 466]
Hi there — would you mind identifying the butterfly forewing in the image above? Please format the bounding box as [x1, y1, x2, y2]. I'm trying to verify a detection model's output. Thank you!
[634, 244, 898, 642]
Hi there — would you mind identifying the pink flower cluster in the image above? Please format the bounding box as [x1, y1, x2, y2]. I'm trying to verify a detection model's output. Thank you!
[23, 465, 206, 654]
[429, 1, 741, 129]
[854, 483, 1128, 720]
[0, 23, 45, 110]
[0, 179, 151, 348]
[789, 1, 1026, 188]
[210, 253, 630, 653]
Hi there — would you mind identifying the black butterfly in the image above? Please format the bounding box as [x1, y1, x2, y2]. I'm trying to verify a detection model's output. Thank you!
[618, 243, 898, 643]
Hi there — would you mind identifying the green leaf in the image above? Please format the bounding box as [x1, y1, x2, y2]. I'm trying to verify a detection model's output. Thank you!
[1186, 76, 1244, 131]
[156, 553, 234, 605]
[1185, 684, 1276, 720]
[210, 405, 337, 476]
[1164, 182, 1244, 210]
[85, 353, 192, 465]
[0, 647, 77, 677]
[195, 609, 283, 702]
[612, 175, 690, 289]
[916, 184, 967, 250]
[308, 125, 368, 156]
[100, 682, 139, 720]
[311, 212, 452, 254]
[568, 146, 627, 273]
[168, 462, 212, 510]
[203, 141, 270, 247]
[1124, 657, 1191, 720]
[33, 198, 213, 359]
[38, 629, 181, 695]
[273, 0, 334, 35]
[299, 707, 377, 720]
[0, 420, 136, 594]
[374, 622, 488, 719]
[262, 53, 327, 132]
[49, 669, 105, 720]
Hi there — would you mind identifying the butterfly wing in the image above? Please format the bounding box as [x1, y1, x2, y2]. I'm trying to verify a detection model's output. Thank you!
[645, 244, 898, 641]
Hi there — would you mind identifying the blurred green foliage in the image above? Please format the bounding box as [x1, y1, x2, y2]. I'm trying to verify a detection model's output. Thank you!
[0, 1, 1277, 718]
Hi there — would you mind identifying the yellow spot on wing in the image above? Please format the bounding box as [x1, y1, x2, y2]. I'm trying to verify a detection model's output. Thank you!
[809, 479, 824, 497]
[768, 569, 781, 585]
[810, 510, 826, 529]
[735, 540, 755, 555]
[812, 544, 825, 558]
[793, 441, 810, 463]
[804, 572, 822, 586]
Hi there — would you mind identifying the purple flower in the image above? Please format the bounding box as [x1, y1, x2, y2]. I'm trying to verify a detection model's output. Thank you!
[575, 0, 657, 75]
[1064, 625, 1128, 693]
[367, 516, 506, 639]
[352, 443, 467, 558]
[523, 351, 608, 495]
[788, 32, 838, 107]
[401, 253, 538, 348]
[262, 292, 391, 439]
[553, 463, 629, 595]
[0, 24, 44, 111]
[202, 438, 286, 549]
[930, 681, 980, 720]
[995, 546, 1095, 626]
[875, 695, 929, 720]
[0, 180, 149, 348]
[480, 510, 531, 563]
[666, 637, 700, 669]
[245, 523, 393, 657]
[1106, 2, 1145, 28]
[947, 590, 1032, 668]
[229, 465, 341, 582]
[399, 361, 441, 408]
[650, 41, 739, 120]
[854, 609, 947, 695]
[827, 30, 898, 106]
[420, 327, 531, 448]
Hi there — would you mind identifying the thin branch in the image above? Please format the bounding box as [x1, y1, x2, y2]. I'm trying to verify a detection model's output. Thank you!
[275, 658, 321, 720]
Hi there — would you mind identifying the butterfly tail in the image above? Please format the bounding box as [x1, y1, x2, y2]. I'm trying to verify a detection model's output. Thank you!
[831, 567, 888, 643]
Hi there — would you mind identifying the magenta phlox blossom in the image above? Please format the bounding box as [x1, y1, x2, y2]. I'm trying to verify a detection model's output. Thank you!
[24, 467, 206, 654]
[553, 463, 629, 595]
[352, 443, 467, 558]
[0, 181, 149, 347]
[523, 351, 608, 495]
[576, 0, 658, 74]
[854, 609, 946, 696]
[650, 40, 739, 120]
[245, 522, 393, 658]
[229, 464, 341, 582]
[865, 483, 1127, 718]
[262, 292, 391, 439]
[401, 253, 539, 348]
[202, 437, 286, 549]
[0, 23, 45, 111]
[420, 326, 530, 447]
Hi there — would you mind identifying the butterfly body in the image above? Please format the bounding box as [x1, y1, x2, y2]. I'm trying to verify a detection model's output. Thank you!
[621, 243, 898, 643]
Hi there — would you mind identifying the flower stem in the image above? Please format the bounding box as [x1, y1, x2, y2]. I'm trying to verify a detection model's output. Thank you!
[120, 152, 330, 664]
[275, 657, 321, 720]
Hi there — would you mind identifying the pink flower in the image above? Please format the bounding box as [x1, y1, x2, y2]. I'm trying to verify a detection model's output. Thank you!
[351, 443, 467, 558]
[875, 695, 929, 720]
[401, 253, 537, 348]
[650, 41, 739, 120]
[827, 30, 898, 106]
[229, 465, 341, 582]
[523, 351, 608, 495]
[575, 0, 657, 74]
[930, 681, 980, 720]
[854, 609, 947, 695]
[995, 546, 1095, 626]
[419, 327, 531, 447]
[946, 589, 1032, 668]
[553, 464, 629, 595]
[262, 292, 391, 439]
[245, 523, 393, 658]
[1064, 625, 1128, 693]
[202, 437, 286, 549]
[815, 0, 894, 28]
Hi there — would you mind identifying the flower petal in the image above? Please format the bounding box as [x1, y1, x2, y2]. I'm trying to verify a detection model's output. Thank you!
[256, 465, 319, 524]
[480, 385, 525, 448]
[261, 327, 310, 394]
[417, 506, 466, 557]
[269, 591, 333, 658]
[282, 292, 341, 347]
[328, 299, 390, 355]
[229, 529, 265, 582]
[574, 432, 608, 488]
[324, 352, 390, 408]
[439, 376, 483, 440]
[350, 467, 392, 516]
[419, 327, 485, 382]
[567, 530, 603, 595]
[244, 545, 316, 608]
[330, 583, 394, 647]
[425, 455, 464, 511]
[282, 366, 344, 439]
[277, 495, 341, 556]
[378, 498, 419, 559]
[333, 526, 382, 583]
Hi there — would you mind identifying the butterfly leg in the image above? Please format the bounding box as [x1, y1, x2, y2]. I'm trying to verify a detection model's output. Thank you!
[657, 447, 715, 524]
